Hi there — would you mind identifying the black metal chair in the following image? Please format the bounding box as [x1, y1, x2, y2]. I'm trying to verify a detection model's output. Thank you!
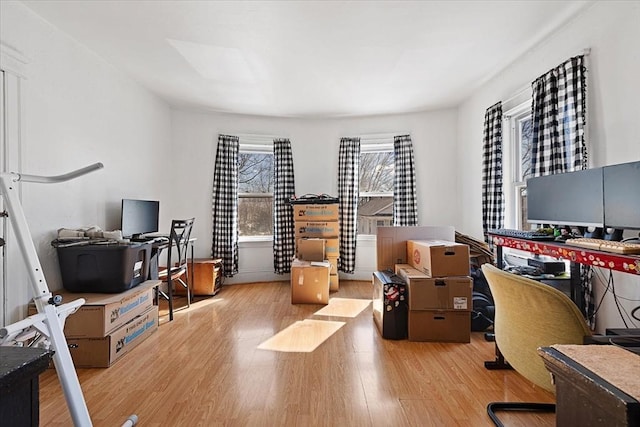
[157, 218, 194, 321]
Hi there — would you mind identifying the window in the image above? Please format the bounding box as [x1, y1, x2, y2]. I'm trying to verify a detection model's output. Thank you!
[358, 141, 394, 235]
[238, 144, 273, 237]
[507, 102, 533, 230]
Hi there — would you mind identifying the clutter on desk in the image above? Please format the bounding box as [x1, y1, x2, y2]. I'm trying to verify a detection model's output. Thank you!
[51, 226, 127, 248]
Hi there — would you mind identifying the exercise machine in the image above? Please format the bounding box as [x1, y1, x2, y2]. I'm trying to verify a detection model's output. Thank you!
[0, 163, 137, 427]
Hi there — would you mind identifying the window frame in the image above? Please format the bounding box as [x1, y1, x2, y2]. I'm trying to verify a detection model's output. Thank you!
[237, 141, 274, 240]
[358, 139, 395, 237]
[505, 101, 532, 231]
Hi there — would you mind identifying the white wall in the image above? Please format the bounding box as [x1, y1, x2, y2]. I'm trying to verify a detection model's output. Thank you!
[457, 1, 640, 333]
[170, 108, 459, 283]
[0, 2, 173, 323]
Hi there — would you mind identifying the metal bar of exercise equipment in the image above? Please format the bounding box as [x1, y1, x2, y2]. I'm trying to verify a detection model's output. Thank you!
[0, 163, 137, 427]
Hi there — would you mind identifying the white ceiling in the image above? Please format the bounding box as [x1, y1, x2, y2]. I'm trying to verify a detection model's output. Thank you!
[21, 0, 592, 118]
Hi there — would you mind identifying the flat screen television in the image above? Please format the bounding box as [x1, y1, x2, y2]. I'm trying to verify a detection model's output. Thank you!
[526, 167, 604, 228]
[120, 199, 160, 238]
[603, 160, 640, 230]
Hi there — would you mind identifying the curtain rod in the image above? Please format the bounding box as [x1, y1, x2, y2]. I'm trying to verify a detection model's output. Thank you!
[502, 48, 591, 108]
[346, 132, 406, 142]
[219, 133, 285, 144]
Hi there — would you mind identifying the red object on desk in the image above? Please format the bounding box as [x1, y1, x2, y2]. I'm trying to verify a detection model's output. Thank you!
[491, 236, 640, 276]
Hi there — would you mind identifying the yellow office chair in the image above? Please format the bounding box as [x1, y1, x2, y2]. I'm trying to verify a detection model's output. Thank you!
[158, 218, 194, 321]
[481, 263, 592, 426]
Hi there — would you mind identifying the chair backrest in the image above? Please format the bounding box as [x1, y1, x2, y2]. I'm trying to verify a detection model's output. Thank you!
[167, 218, 194, 269]
[481, 263, 592, 393]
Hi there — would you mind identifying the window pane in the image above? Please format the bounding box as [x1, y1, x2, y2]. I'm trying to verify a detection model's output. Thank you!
[238, 153, 274, 193]
[519, 186, 528, 230]
[519, 117, 533, 182]
[359, 152, 394, 192]
[238, 151, 273, 236]
[238, 197, 273, 236]
[358, 150, 394, 234]
[358, 196, 393, 234]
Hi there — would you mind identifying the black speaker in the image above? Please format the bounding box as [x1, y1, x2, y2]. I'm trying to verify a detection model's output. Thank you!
[471, 291, 494, 332]
[603, 228, 624, 241]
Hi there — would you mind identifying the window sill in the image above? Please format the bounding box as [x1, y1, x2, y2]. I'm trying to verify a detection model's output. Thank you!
[238, 236, 273, 248]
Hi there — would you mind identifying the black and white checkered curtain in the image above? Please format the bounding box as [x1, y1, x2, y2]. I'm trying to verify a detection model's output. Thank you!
[273, 138, 296, 274]
[393, 135, 418, 226]
[531, 55, 587, 177]
[530, 55, 592, 325]
[481, 102, 504, 243]
[212, 134, 239, 277]
[338, 137, 360, 274]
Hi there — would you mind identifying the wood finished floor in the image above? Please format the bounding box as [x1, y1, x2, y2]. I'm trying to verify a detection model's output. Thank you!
[39, 281, 555, 426]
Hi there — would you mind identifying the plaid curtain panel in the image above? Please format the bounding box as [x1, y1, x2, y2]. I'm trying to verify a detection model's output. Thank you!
[481, 102, 504, 243]
[273, 138, 296, 274]
[212, 134, 239, 277]
[338, 137, 360, 274]
[531, 55, 587, 177]
[530, 55, 592, 325]
[393, 135, 418, 226]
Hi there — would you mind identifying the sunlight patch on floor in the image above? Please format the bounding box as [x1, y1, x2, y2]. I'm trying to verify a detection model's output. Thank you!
[257, 319, 345, 352]
[313, 298, 371, 318]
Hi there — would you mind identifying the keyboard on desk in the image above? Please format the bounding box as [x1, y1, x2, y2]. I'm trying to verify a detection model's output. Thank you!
[564, 238, 640, 254]
[488, 228, 556, 241]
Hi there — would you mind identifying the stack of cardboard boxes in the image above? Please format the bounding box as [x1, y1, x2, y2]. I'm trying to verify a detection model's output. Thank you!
[399, 240, 472, 342]
[290, 202, 340, 304]
[30, 280, 159, 367]
[373, 226, 473, 343]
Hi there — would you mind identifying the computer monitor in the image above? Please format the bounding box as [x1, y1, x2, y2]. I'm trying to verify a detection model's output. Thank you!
[603, 160, 640, 230]
[120, 199, 160, 238]
[526, 167, 604, 228]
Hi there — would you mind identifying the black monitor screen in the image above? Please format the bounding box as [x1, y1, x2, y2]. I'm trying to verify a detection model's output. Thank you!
[120, 199, 159, 238]
[603, 160, 640, 230]
[526, 167, 604, 228]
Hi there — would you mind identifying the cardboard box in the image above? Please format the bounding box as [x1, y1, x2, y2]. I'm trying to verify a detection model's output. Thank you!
[67, 306, 158, 367]
[324, 238, 340, 257]
[297, 238, 326, 261]
[376, 226, 455, 271]
[408, 310, 470, 343]
[290, 259, 330, 304]
[294, 221, 339, 238]
[327, 256, 339, 275]
[185, 258, 222, 296]
[407, 240, 470, 277]
[329, 274, 339, 292]
[29, 280, 158, 338]
[293, 204, 339, 221]
[395, 264, 472, 311]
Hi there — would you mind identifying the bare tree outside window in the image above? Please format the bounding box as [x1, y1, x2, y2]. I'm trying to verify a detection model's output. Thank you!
[358, 150, 394, 234]
[520, 118, 533, 182]
[238, 152, 274, 236]
[515, 113, 533, 229]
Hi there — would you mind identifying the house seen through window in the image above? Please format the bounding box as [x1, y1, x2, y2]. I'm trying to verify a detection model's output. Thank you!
[358, 142, 394, 235]
[238, 144, 274, 237]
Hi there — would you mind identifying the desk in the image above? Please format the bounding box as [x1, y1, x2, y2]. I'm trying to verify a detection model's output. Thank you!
[485, 234, 640, 369]
[0, 347, 54, 427]
[538, 345, 640, 427]
[490, 235, 640, 276]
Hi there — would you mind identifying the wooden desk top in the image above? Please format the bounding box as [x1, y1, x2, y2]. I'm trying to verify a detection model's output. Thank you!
[539, 344, 640, 401]
[0, 347, 53, 389]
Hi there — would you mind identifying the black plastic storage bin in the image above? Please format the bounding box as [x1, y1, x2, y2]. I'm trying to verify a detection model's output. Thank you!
[57, 242, 152, 293]
[372, 270, 408, 340]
